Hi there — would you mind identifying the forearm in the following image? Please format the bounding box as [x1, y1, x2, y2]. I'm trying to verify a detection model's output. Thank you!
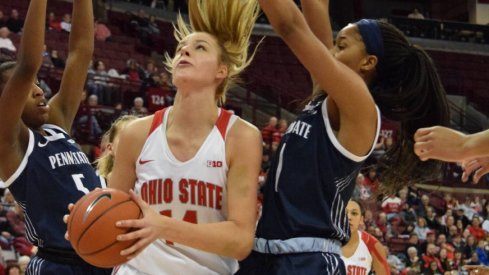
[69, 0, 94, 61]
[259, 0, 305, 38]
[464, 130, 489, 159]
[17, 0, 47, 72]
[301, 0, 333, 48]
[160, 217, 254, 260]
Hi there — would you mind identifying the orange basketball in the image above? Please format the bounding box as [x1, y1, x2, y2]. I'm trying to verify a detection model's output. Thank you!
[67, 188, 142, 268]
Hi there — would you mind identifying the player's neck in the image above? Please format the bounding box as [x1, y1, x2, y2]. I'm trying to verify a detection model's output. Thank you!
[171, 93, 219, 130]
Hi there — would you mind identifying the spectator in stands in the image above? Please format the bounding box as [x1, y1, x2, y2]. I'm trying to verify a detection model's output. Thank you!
[271, 118, 287, 144]
[385, 245, 405, 272]
[364, 208, 375, 229]
[5, 263, 21, 275]
[260, 116, 277, 146]
[471, 196, 483, 214]
[6, 9, 23, 34]
[465, 235, 478, 260]
[0, 27, 16, 53]
[60, 13, 72, 33]
[450, 233, 466, 253]
[420, 230, 437, 255]
[363, 166, 380, 193]
[49, 50, 65, 69]
[73, 93, 103, 160]
[87, 60, 110, 104]
[414, 216, 430, 241]
[440, 214, 455, 238]
[125, 96, 148, 117]
[438, 234, 455, 259]
[405, 246, 421, 274]
[41, 45, 54, 68]
[425, 206, 439, 229]
[382, 193, 402, 221]
[452, 249, 464, 271]
[0, 11, 6, 28]
[141, 61, 158, 83]
[422, 243, 443, 274]
[467, 215, 486, 241]
[127, 9, 150, 36]
[454, 206, 471, 229]
[466, 251, 480, 266]
[458, 197, 478, 221]
[144, 15, 160, 34]
[121, 58, 143, 81]
[475, 240, 489, 266]
[94, 19, 111, 42]
[46, 12, 61, 32]
[427, 260, 443, 275]
[408, 8, 425, 20]
[399, 201, 417, 225]
[159, 70, 173, 88]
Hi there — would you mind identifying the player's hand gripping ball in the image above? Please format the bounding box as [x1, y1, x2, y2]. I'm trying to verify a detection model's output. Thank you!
[67, 188, 142, 268]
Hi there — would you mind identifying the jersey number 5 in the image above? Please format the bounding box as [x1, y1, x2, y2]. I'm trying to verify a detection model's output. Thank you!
[72, 174, 90, 194]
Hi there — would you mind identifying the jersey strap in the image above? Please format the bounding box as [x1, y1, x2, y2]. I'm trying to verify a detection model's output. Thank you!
[216, 108, 232, 139]
[361, 231, 390, 274]
[148, 108, 167, 136]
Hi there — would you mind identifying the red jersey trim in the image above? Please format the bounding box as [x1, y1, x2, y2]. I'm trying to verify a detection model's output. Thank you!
[149, 108, 167, 136]
[216, 108, 232, 139]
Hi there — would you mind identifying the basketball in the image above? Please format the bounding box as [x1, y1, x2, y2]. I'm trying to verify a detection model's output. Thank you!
[67, 188, 142, 268]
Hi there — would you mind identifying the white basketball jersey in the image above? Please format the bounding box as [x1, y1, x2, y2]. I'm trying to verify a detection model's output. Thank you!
[342, 231, 373, 275]
[116, 107, 238, 275]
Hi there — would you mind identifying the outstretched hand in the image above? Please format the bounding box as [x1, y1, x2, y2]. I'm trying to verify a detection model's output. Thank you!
[116, 189, 165, 260]
[461, 157, 489, 183]
[414, 126, 467, 162]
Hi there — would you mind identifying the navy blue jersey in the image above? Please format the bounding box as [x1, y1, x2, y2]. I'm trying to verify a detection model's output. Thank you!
[256, 96, 380, 244]
[5, 124, 104, 249]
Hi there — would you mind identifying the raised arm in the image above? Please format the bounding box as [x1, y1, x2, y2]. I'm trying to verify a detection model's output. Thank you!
[414, 127, 489, 162]
[301, 0, 333, 49]
[48, 0, 94, 132]
[259, 0, 377, 156]
[0, 0, 47, 178]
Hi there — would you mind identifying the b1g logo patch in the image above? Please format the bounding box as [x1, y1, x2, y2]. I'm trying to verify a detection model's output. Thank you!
[207, 160, 223, 168]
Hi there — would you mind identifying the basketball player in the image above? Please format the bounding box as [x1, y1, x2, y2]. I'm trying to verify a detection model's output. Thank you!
[107, 0, 262, 274]
[415, 126, 489, 183]
[342, 199, 390, 275]
[0, 0, 111, 274]
[237, 0, 449, 274]
[95, 115, 137, 181]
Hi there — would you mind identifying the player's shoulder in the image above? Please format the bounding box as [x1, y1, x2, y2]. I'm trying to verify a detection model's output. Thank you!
[360, 231, 379, 247]
[228, 117, 260, 141]
[120, 115, 154, 143]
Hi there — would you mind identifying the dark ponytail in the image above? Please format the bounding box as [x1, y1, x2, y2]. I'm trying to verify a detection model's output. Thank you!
[371, 21, 450, 193]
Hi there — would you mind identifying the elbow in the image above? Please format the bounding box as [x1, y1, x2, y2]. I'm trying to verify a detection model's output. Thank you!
[232, 234, 254, 261]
